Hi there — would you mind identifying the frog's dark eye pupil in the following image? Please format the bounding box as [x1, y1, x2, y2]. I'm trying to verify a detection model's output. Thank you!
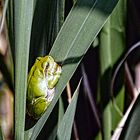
[45, 62, 49, 69]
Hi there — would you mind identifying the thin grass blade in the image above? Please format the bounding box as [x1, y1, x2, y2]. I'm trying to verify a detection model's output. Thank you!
[47, 97, 64, 140]
[57, 80, 81, 140]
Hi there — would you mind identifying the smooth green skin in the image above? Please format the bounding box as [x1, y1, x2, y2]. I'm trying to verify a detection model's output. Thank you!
[27, 55, 62, 119]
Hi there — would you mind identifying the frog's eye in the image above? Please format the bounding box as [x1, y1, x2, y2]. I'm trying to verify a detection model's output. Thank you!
[42, 61, 49, 70]
[48, 55, 53, 60]
[44, 62, 49, 75]
[45, 62, 49, 69]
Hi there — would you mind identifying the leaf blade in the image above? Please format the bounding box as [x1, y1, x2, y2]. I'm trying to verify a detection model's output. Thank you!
[57, 80, 81, 140]
[27, 0, 119, 139]
[14, 0, 34, 139]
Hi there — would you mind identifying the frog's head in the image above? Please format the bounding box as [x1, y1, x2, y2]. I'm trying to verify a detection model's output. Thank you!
[39, 56, 62, 89]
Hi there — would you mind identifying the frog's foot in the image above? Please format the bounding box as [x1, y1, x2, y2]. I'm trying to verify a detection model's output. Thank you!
[27, 97, 50, 119]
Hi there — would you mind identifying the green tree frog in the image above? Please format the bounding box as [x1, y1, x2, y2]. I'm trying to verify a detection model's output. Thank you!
[27, 55, 62, 119]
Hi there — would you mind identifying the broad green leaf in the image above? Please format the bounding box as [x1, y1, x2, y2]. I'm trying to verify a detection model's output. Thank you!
[119, 95, 140, 140]
[57, 80, 81, 140]
[14, 0, 34, 139]
[27, 0, 119, 139]
[98, 0, 126, 139]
